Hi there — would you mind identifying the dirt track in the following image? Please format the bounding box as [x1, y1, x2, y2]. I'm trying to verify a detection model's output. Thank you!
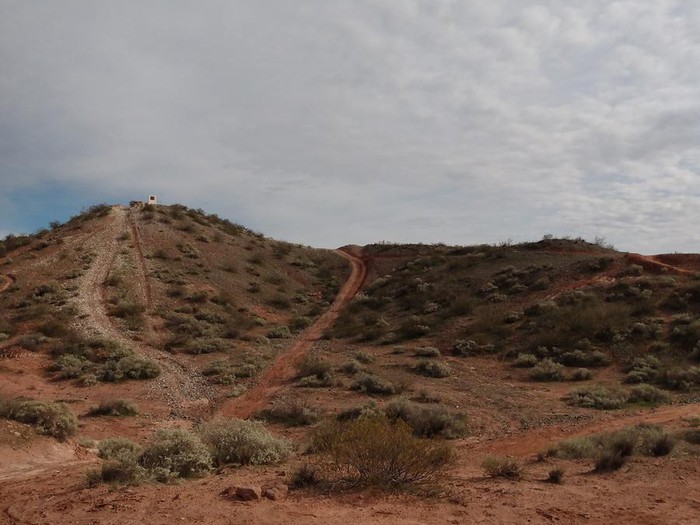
[221, 246, 367, 419]
[72, 206, 213, 415]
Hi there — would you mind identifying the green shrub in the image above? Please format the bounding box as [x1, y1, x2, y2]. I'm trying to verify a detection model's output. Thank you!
[513, 353, 538, 368]
[319, 416, 453, 486]
[571, 368, 593, 381]
[549, 437, 596, 459]
[594, 449, 628, 472]
[353, 351, 374, 364]
[290, 463, 320, 489]
[0, 397, 77, 440]
[139, 428, 212, 480]
[627, 384, 671, 405]
[547, 467, 564, 483]
[338, 359, 362, 375]
[351, 374, 398, 396]
[681, 430, 700, 444]
[566, 387, 626, 409]
[659, 367, 700, 391]
[482, 456, 523, 479]
[255, 399, 320, 427]
[383, 398, 467, 438]
[198, 418, 290, 467]
[413, 360, 450, 378]
[297, 355, 332, 381]
[88, 399, 139, 417]
[98, 437, 142, 460]
[267, 325, 291, 339]
[414, 346, 440, 358]
[529, 359, 565, 381]
[453, 339, 495, 357]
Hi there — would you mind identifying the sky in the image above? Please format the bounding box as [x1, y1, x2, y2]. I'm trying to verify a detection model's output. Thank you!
[1, 1, 699, 252]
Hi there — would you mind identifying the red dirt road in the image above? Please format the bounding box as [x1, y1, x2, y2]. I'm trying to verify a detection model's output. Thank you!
[221, 246, 367, 419]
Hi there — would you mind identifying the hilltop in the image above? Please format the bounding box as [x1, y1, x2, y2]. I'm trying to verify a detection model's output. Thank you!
[1, 203, 699, 525]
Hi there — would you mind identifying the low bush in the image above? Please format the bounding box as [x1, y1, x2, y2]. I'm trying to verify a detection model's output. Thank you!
[513, 353, 538, 368]
[297, 355, 332, 381]
[353, 351, 374, 364]
[529, 359, 565, 381]
[87, 399, 139, 417]
[413, 360, 450, 378]
[351, 374, 398, 396]
[338, 359, 362, 375]
[318, 416, 454, 486]
[267, 325, 291, 339]
[255, 399, 320, 427]
[627, 384, 671, 405]
[566, 387, 626, 409]
[0, 397, 77, 440]
[414, 346, 440, 358]
[547, 467, 564, 484]
[198, 418, 290, 466]
[140, 428, 212, 480]
[482, 456, 523, 479]
[383, 398, 467, 438]
[289, 463, 320, 489]
[681, 430, 700, 444]
[571, 368, 593, 381]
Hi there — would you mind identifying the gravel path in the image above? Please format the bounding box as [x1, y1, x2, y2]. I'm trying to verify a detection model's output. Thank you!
[72, 206, 214, 416]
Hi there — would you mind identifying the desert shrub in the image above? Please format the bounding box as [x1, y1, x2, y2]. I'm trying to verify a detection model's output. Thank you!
[338, 359, 362, 375]
[319, 416, 453, 486]
[529, 359, 565, 381]
[88, 399, 139, 417]
[571, 368, 593, 381]
[353, 350, 374, 364]
[566, 387, 626, 409]
[290, 463, 320, 489]
[101, 355, 160, 381]
[255, 399, 320, 427]
[547, 467, 564, 483]
[267, 325, 291, 339]
[383, 398, 467, 438]
[139, 428, 212, 480]
[681, 430, 700, 444]
[594, 449, 628, 472]
[53, 354, 92, 379]
[98, 437, 142, 460]
[413, 360, 450, 378]
[558, 350, 609, 368]
[182, 338, 227, 355]
[0, 397, 77, 440]
[658, 366, 700, 391]
[627, 384, 671, 405]
[640, 430, 675, 457]
[549, 437, 596, 459]
[624, 356, 661, 384]
[414, 346, 440, 358]
[351, 374, 398, 396]
[335, 402, 384, 423]
[198, 418, 290, 466]
[297, 355, 332, 381]
[482, 456, 523, 479]
[452, 339, 495, 357]
[513, 353, 538, 368]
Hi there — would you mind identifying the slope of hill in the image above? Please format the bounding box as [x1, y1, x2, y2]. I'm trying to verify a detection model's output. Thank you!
[1, 207, 699, 525]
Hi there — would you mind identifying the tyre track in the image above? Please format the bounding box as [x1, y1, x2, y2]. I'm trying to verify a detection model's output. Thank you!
[221, 246, 367, 419]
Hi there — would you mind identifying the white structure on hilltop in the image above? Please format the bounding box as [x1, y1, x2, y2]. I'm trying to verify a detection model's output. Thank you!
[147, 195, 158, 205]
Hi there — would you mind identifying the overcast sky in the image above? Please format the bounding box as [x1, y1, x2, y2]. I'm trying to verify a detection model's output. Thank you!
[1, 1, 699, 252]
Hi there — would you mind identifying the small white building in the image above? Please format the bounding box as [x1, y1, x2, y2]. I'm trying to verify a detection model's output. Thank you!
[147, 195, 158, 206]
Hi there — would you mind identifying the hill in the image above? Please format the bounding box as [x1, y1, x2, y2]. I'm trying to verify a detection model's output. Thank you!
[1, 204, 699, 525]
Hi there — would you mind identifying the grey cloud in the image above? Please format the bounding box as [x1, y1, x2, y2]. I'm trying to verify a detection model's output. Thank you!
[1, 1, 700, 253]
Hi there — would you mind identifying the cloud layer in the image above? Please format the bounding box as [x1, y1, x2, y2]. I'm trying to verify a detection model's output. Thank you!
[1, 1, 699, 252]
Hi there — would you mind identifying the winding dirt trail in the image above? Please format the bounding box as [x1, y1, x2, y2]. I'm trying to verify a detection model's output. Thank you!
[221, 246, 367, 419]
[73, 206, 212, 415]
